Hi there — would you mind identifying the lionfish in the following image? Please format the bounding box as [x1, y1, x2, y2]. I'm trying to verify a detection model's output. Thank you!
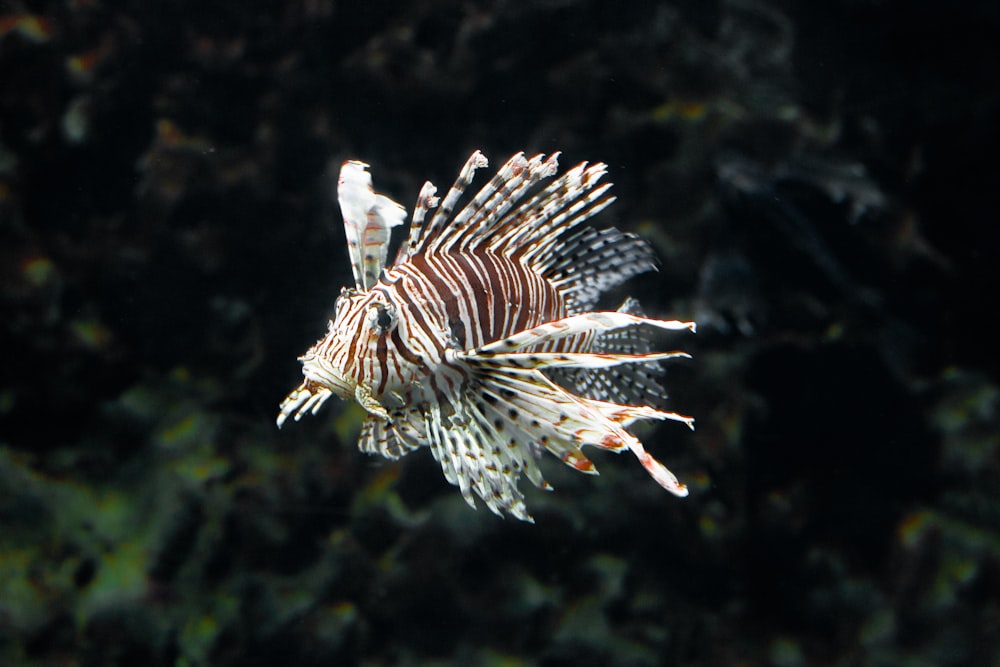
[278, 150, 695, 521]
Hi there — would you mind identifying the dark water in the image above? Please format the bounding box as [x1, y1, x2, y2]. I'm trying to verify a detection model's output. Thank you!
[2, 1, 998, 665]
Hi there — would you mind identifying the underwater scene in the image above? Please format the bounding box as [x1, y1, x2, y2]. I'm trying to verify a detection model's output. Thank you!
[2, 1, 998, 665]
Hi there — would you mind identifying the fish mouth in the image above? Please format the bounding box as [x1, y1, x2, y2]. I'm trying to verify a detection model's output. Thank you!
[301, 353, 355, 398]
[276, 355, 353, 428]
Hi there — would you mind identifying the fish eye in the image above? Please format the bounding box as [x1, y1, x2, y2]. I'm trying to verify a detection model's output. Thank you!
[369, 302, 396, 335]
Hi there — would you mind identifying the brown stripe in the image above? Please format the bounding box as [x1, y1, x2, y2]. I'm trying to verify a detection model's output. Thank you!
[375, 330, 389, 395]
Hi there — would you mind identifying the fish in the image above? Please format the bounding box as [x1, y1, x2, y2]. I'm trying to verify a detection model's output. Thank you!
[278, 150, 695, 521]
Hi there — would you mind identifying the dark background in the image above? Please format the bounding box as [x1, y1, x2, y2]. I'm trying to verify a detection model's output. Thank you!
[2, 1, 998, 665]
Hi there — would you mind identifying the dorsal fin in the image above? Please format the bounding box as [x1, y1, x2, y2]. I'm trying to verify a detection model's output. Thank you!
[375, 152, 653, 313]
[398, 151, 618, 262]
[404, 151, 489, 257]
[549, 298, 672, 407]
[497, 161, 614, 260]
[338, 160, 406, 291]
[542, 226, 658, 312]
[394, 180, 439, 266]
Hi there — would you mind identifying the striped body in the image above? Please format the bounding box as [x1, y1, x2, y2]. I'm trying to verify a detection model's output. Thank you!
[279, 151, 695, 521]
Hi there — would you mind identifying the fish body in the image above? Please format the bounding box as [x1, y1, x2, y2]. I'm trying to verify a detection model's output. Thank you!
[279, 151, 694, 521]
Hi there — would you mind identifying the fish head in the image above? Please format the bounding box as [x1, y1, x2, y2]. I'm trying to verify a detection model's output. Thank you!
[295, 283, 421, 419]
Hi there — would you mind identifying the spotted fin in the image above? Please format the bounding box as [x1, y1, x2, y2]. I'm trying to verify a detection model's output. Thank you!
[542, 227, 658, 312]
[553, 298, 672, 407]
[471, 310, 696, 355]
[470, 365, 691, 500]
[450, 310, 695, 509]
[422, 397, 536, 521]
[358, 413, 423, 460]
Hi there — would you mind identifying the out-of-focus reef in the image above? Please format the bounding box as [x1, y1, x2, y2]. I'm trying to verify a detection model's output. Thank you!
[2, 1, 998, 665]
